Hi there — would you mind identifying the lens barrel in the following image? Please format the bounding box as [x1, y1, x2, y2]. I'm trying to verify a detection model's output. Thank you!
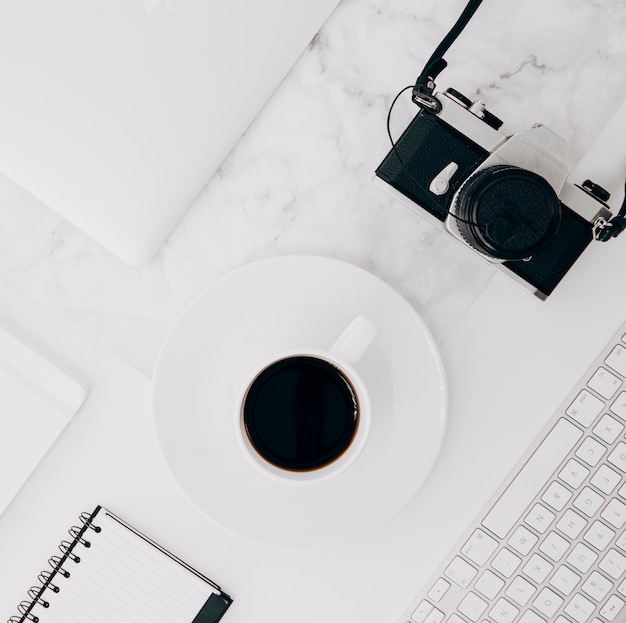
[454, 165, 561, 260]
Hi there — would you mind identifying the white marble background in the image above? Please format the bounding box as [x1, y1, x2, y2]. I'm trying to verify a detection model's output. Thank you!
[0, 0, 625, 375]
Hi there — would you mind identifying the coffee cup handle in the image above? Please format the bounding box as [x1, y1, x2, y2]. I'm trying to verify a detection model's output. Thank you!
[330, 316, 378, 366]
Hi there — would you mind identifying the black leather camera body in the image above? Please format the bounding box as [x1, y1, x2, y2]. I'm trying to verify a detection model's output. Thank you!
[375, 88, 620, 299]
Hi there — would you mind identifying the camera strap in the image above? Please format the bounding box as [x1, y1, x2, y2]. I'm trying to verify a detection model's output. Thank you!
[594, 181, 626, 241]
[412, 0, 484, 112]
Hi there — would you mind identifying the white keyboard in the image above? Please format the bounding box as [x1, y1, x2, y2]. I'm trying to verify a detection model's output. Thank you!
[403, 323, 626, 623]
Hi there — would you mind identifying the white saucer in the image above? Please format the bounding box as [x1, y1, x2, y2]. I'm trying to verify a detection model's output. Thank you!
[153, 256, 447, 548]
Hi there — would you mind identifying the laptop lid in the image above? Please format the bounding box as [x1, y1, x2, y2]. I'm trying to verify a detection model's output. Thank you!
[0, 0, 339, 264]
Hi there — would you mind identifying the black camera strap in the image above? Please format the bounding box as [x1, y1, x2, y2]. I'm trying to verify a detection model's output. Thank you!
[412, 0, 484, 112]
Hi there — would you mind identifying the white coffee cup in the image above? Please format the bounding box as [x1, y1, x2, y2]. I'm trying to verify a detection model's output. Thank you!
[235, 315, 378, 484]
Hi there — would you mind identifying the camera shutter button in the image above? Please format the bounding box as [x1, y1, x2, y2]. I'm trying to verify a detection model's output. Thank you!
[429, 162, 459, 196]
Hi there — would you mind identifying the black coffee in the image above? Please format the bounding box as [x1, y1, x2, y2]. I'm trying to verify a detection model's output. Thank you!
[243, 356, 359, 472]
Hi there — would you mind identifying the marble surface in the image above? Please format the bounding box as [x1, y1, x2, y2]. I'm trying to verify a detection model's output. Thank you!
[0, 0, 625, 375]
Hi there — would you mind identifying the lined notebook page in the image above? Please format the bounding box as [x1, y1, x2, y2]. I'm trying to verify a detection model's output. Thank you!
[28, 508, 226, 623]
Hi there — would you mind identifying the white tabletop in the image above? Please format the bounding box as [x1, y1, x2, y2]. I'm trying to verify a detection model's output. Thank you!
[1, 1, 626, 622]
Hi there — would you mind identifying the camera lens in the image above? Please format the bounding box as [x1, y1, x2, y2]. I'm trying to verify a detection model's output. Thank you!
[454, 165, 561, 261]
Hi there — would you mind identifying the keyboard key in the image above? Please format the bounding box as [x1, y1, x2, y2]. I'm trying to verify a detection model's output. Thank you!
[556, 509, 587, 539]
[508, 526, 538, 556]
[607, 442, 626, 472]
[444, 556, 477, 588]
[491, 548, 521, 578]
[426, 578, 449, 603]
[617, 532, 626, 552]
[575, 437, 607, 467]
[519, 611, 546, 623]
[610, 392, 626, 420]
[564, 592, 595, 623]
[581, 570, 613, 602]
[588, 366, 621, 399]
[584, 520, 615, 551]
[574, 487, 605, 517]
[482, 419, 583, 539]
[605, 344, 626, 376]
[549, 565, 580, 596]
[567, 390, 603, 426]
[458, 591, 488, 622]
[539, 531, 570, 561]
[474, 569, 505, 600]
[542, 481, 572, 511]
[593, 413, 624, 444]
[599, 548, 626, 579]
[600, 595, 625, 622]
[525, 503, 555, 534]
[489, 597, 519, 623]
[522, 553, 553, 583]
[590, 464, 621, 494]
[601, 498, 626, 529]
[461, 529, 498, 565]
[423, 607, 444, 623]
[533, 587, 563, 617]
[558, 459, 589, 489]
[410, 600, 433, 623]
[567, 543, 598, 573]
[505, 576, 535, 606]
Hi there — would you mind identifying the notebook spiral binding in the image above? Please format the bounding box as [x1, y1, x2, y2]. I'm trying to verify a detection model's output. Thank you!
[8, 508, 101, 623]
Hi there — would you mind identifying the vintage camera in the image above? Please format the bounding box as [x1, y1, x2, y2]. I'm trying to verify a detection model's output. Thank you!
[375, 87, 626, 299]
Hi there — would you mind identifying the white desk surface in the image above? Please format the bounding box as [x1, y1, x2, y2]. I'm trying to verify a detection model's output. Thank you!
[1, 1, 626, 622]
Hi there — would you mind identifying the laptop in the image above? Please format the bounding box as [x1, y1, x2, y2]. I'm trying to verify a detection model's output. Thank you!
[0, 0, 339, 265]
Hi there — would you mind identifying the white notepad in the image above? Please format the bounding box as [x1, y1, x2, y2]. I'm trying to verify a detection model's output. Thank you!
[10, 506, 232, 623]
[0, 322, 87, 515]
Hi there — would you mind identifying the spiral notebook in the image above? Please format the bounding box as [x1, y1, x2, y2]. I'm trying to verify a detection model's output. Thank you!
[9, 506, 232, 623]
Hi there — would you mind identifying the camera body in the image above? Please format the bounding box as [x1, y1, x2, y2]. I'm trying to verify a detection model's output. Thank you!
[375, 88, 615, 299]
